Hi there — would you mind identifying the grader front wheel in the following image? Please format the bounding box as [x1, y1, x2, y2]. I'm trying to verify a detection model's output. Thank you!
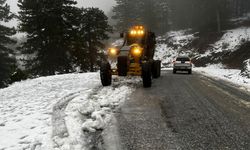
[100, 62, 112, 86]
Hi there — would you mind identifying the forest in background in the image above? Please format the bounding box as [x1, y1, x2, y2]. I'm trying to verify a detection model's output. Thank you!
[112, 0, 250, 33]
[0, 0, 112, 87]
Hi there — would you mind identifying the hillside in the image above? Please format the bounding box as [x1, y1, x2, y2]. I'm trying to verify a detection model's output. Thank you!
[154, 26, 250, 79]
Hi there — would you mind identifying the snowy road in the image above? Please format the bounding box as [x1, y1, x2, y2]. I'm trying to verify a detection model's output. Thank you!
[1, 70, 250, 150]
[112, 70, 250, 150]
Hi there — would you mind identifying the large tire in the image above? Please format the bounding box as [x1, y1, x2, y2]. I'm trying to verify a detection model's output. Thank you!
[173, 69, 177, 74]
[142, 62, 152, 88]
[152, 60, 161, 78]
[117, 56, 128, 76]
[188, 69, 192, 74]
[100, 62, 112, 86]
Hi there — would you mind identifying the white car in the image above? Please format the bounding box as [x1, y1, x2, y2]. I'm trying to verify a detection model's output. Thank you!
[173, 56, 192, 74]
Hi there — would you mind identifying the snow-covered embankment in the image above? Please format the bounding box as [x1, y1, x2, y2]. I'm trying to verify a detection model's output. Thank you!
[0, 73, 139, 150]
[154, 28, 250, 92]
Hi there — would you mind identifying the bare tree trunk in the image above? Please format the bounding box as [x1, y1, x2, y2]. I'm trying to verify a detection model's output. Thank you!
[235, 0, 239, 17]
[216, 10, 221, 33]
[89, 41, 94, 72]
[87, 20, 94, 72]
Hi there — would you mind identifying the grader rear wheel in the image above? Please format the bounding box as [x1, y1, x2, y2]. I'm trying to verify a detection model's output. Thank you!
[142, 62, 152, 88]
[152, 60, 161, 78]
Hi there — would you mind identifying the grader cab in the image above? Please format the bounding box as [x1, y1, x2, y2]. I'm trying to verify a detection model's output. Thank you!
[100, 25, 161, 87]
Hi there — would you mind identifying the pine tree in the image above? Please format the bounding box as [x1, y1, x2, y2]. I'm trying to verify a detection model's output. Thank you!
[167, 0, 232, 32]
[139, 0, 157, 30]
[112, 0, 169, 33]
[18, 0, 78, 75]
[112, 0, 141, 31]
[200, 0, 231, 32]
[77, 8, 112, 72]
[231, 0, 250, 17]
[138, 0, 169, 33]
[68, 8, 89, 72]
[155, 0, 169, 33]
[0, 0, 16, 88]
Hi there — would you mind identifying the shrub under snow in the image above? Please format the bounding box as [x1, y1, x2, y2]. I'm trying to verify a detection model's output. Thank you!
[241, 59, 250, 78]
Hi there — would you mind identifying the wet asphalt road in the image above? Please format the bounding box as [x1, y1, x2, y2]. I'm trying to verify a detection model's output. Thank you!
[114, 70, 250, 150]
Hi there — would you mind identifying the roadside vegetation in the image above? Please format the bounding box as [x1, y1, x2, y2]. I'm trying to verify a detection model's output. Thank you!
[0, 0, 16, 88]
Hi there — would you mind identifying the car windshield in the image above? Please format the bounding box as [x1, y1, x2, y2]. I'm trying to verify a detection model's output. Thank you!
[176, 57, 190, 61]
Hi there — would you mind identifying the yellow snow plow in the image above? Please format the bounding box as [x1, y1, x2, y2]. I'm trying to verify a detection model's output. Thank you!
[100, 26, 161, 87]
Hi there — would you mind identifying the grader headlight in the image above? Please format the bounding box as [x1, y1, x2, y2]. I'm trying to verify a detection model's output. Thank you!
[130, 30, 136, 35]
[129, 26, 145, 36]
[138, 30, 144, 35]
[131, 46, 143, 57]
[108, 48, 118, 56]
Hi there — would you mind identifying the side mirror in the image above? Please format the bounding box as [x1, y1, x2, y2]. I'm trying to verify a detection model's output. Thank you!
[120, 33, 124, 38]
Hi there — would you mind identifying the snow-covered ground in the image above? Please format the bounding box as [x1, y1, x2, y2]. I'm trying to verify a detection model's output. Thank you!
[155, 30, 196, 68]
[155, 29, 250, 92]
[241, 59, 250, 78]
[199, 27, 250, 58]
[1, 26, 250, 150]
[0, 73, 139, 150]
[156, 27, 250, 66]
[195, 64, 250, 92]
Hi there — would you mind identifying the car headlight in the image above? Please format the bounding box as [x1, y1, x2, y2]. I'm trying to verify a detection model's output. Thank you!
[108, 48, 118, 56]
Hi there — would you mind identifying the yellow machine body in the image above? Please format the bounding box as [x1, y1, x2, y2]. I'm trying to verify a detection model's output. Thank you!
[108, 43, 143, 76]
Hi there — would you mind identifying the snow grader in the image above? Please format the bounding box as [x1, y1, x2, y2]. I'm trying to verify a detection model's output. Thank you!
[100, 25, 161, 87]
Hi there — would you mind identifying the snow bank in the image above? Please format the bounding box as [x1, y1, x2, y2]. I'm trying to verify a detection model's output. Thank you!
[0, 73, 99, 150]
[57, 79, 138, 150]
[0, 72, 139, 150]
[195, 64, 250, 92]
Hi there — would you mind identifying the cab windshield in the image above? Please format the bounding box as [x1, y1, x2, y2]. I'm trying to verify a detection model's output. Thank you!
[126, 35, 145, 46]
